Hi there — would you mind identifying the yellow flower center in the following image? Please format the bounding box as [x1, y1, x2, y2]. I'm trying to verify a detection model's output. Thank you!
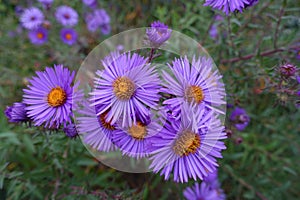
[173, 130, 200, 156]
[113, 76, 135, 100]
[65, 33, 72, 40]
[47, 87, 67, 107]
[185, 85, 204, 104]
[37, 32, 44, 39]
[128, 121, 147, 140]
[99, 111, 115, 130]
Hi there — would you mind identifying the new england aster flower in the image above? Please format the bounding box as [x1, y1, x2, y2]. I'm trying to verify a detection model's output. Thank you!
[23, 64, 79, 128]
[183, 182, 225, 200]
[162, 56, 226, 116]
[149, 104, 227, 183]
[20, 7, 44, 30]
[63, 123, 78, 138]
[230, 107, 250, 131]
[82, 0, 97, 8]
[55, 5, 78, 27]
[28, 27, 48, 45]
[60, 28, 78, 45]
[111, 113, 164, 159]
[5, 102, 29, 123]
[77, 101, 116, 152]
[279, 63, 297, 78]
[90, 52, 161, 127]
[204, 0, 258, 15]
[85, 9, 110, 34]
[146, 21, 172, 47]
[38, 0, 53, 6]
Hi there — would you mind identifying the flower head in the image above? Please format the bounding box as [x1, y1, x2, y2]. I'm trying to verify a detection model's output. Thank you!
[55, 6, 78, 27]
[60, 28, 78, 45]
[77, 101, 116, 152]
[28, 27, 48, 45]
[230, 107, 250, 131]
[38, 0, 53, 6]
[23, 64, 79, 128]
[63, 123, 78, 138]
[204, 0, 257, 15]
[183, 182, 225, 200]
[20, 7, 44, 30]
[5, 102, 29, 123]
[82, 0, 97, 8]
[279, 63, 297, 77]
[146, 21, 172, 47]
[90, 52, 161, 127]
[162, 56, 226, 117]
[85, 9, 110, 33]
[150, 104, 227, 183]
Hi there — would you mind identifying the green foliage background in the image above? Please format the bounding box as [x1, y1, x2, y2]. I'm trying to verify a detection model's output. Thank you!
[0, 0, 299, 199]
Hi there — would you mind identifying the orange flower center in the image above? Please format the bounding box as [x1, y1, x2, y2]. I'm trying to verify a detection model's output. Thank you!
[185, 85, 204, 104]
[47, 87, 67, 107]
[173, 130, 200, 156]
[65, 33, 72, 40]
[99, 111, 115, 130]
[128, 121, 147, 139]
[37, 32, 44, 39]
[113, 76, 135, 100]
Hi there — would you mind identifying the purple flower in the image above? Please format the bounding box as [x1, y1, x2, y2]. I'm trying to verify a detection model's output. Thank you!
[82, 0, 97, 8]
[230, 107, 250, 131]
[63, 123, 78, 138]
[38, 0, 53, 6]
[101, 24, 111, 35]
[20, 7, 44, 30]
[111, 114, 164, 159]
[60, 28, 78, 45]
[146, 21, 172, 47]
[183, 182, 225, 200]
[149, 104, 227, 183]
[5, 102, 29, 123]
[204, 0, 257, 15]
[85, 9, 110, 33]
[28, 27, 48, 45]
[55, 6, 78, 27]
[209, 24, 218, 40]
[90, 52, 161, 127]
[77, 101, 116, 152]
[279, 63, 297, 77]
[23, 64, 79, 128]
[162, 56, 226, 117]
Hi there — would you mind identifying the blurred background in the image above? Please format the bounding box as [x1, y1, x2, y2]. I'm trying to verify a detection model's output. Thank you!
[0, 0, 299, 199]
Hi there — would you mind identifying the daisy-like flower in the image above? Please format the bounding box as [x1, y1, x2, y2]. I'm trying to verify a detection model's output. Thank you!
[23, 64, 79, 128]
[20, 7, 44, 30]
[55, 5, 78, 27]
[28, 27, 48, 45]
[229, 107, 250, 131]
[82, 0, 97, 8]
[5, 102, 29, 123]
[90, 52, 161, 127]
[183, 182, 225, 200]
[279, 63, 297, 78]
[146, 21, 172, 47]
[63, 123, 78, 138]
[204, 0, 257, 15]
[150, 104, 227, 183]
[111, 113, 164, 159]
[77, 101, 116, 152]
[38, 0, 53, 7]
[60, 28, 78, 45]
[162, 56, 226, 116]
[85, 9, 110, 33]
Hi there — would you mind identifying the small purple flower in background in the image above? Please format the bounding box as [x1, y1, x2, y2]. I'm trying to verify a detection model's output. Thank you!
[82, 0, 97, 8]
[38, 0, 53, 7]
[85, 9, 111, 34]
[101, 24, 111, 35]
[90, 52, 161, 127]
[279, 63, 297, 77]
[28, 27, 48, 45]
[146, 21, 172, 47]
[230, 107, 250, 131]
[183, 182, 225, 200]
[162, 56, 226, 116]
[77, 101, 116, 152]
[60, 28, 78, 45]
[20, 7, 44, 30]
[204, 0, 258, 15]
[150, 104, 227, 183]
[63, 123, 78, 138]
[23, 64, 79, 128]
[5, 102, 29, 123]
[209, 24, 218, 40]
[55, 6, 78, 27]
[15, 6, 24, 17]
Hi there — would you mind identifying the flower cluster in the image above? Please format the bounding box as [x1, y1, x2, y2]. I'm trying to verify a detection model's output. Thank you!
[204, 0, 259, 15]
[18, 2, 111, 46]
[5, 64, 82, 138]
